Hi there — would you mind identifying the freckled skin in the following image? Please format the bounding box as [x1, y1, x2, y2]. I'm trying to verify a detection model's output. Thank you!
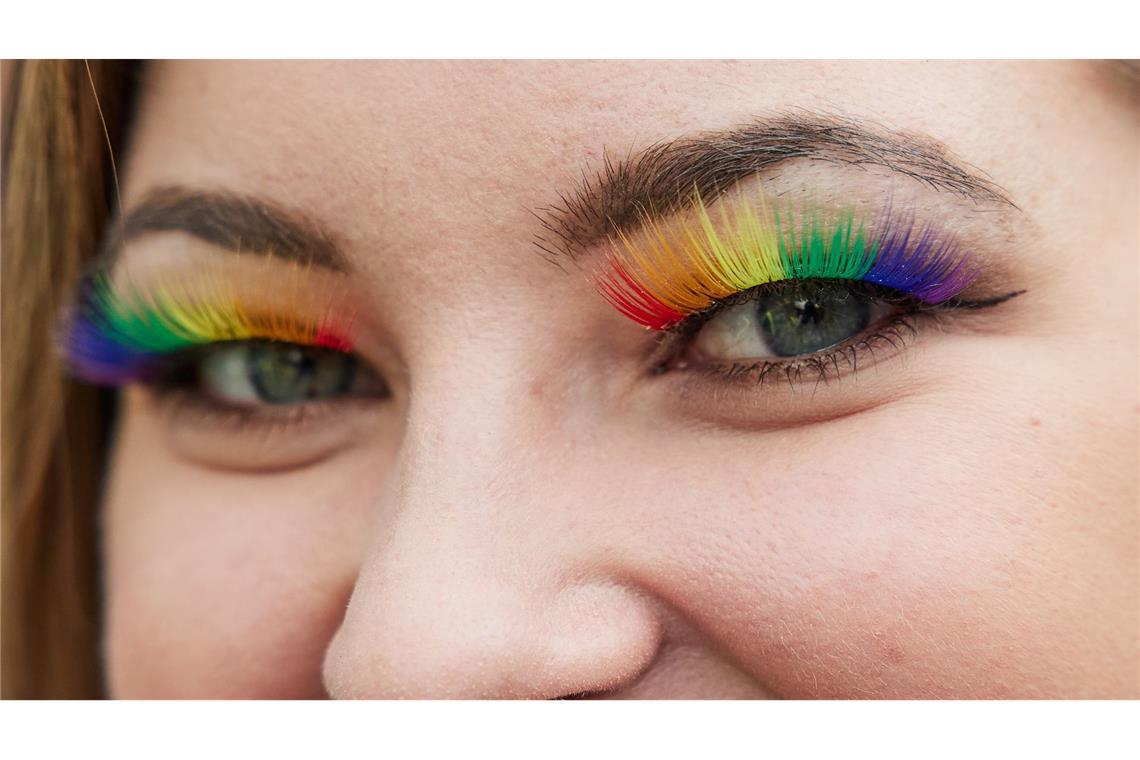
[103, 61, 1139, 698]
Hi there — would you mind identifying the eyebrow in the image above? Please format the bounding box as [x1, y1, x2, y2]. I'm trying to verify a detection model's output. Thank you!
[112, 186, 350, 272]
[533, 113, 1017, 261]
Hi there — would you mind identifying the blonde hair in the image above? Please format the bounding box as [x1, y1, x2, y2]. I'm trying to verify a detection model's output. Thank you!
[2, 60, 137, 698]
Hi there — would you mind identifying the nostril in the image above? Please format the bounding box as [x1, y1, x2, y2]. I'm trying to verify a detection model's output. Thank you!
[548, 682, 636, 700]
[552, 690, 609, 700]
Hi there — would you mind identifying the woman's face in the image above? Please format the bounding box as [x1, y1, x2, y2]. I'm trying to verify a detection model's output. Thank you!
[101, 61, 1138, 698]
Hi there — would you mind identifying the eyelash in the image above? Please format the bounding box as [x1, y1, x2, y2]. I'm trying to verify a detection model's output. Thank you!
[159, 377, 376, 428]
[594, 190, 982, 331]
[59, 264, 357, 385]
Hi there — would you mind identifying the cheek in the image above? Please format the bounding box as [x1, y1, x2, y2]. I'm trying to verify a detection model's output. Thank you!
[626, 374, 1136, 697]
[102, 410, 385, 698]
[100, 336, 1136, 699]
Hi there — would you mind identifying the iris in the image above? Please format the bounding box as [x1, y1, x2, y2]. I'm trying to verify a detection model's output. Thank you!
[754, 282, 871, 357]
[200, 342, 357, 405]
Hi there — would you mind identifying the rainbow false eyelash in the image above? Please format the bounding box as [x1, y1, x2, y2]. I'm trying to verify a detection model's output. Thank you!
[595, 189, 979, 330]
[61, 264, 356, 385]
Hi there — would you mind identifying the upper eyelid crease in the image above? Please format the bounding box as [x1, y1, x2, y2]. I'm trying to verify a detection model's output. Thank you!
[532, 112, 1020, 263]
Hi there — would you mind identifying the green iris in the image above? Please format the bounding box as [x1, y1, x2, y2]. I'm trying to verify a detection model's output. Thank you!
[754, 282, 871, 357]
[247, 342, 356, 404]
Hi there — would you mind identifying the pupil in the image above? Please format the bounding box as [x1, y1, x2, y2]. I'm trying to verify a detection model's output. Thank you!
[794, 298, 821, 326]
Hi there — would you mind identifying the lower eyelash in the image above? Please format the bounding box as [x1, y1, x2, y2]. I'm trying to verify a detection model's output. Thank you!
[152, 384, 314, 430]
[145, 381, 386, 440]
[680, 315, 920, 389]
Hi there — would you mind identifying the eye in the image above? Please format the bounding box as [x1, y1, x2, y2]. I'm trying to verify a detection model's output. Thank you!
[190, 341, 387, 406]
[688, 281, 896, 361]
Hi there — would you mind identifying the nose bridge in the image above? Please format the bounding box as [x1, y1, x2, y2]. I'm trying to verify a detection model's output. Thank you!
[402, 360, 536, 509]
[379, 375, 547, 597]
[322, 362, 663, 698]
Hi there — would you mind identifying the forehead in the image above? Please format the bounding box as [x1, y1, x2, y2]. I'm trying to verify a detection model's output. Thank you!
[119, 60, 1100, 296]
[123, 60, 1058, 204]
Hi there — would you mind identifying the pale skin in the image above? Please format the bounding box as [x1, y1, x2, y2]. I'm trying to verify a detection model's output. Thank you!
[102, 61, 1139, 698]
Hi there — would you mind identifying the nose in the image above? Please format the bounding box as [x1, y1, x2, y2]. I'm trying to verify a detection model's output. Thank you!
[321, 378, 664, 699]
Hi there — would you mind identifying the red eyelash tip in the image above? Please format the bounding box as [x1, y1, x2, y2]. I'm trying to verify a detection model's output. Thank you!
[598, 265, 686, 330]
[314, 327, 353, 352]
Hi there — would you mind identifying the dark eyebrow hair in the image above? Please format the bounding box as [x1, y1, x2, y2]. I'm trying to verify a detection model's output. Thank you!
[111, 186, 351, 272]
[533, 113, 1017, 261]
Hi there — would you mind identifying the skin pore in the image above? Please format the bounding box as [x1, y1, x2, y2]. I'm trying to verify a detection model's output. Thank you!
[100, 61, 1138, 698]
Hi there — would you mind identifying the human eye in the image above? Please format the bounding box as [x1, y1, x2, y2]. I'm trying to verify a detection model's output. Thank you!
[596, 188, 1024, 393]
[164, 340, 384, 408]
[59, 260, 391, 469]
[682, 279, 898, 363]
